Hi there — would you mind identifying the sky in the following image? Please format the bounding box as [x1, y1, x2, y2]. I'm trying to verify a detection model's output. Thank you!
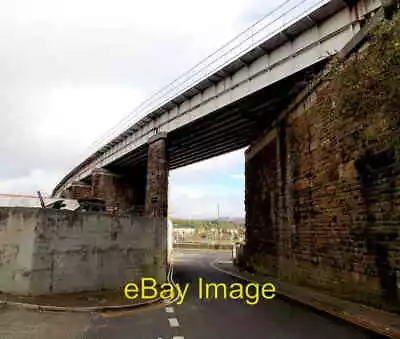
[0, 0, 281, 219]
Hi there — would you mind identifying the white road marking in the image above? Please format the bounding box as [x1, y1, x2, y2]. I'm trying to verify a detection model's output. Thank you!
[168, 318, 180, 327]
[172, 337, 185, 339]
[165, 306, 174, 313]
[164, 259, 181, 306]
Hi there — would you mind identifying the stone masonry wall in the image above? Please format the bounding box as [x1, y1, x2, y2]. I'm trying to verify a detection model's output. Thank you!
[91, 168, 145, 214]
[0, 208, 36, 294]
[145, 134, 169, 274]
[60, 168, 146, 215]
[245, 15, 400, 312]
[0, 207, 164, 295]
[60, 182, 92, 200]
[245, 135, 280, 276]
[145, 134, 168, 218]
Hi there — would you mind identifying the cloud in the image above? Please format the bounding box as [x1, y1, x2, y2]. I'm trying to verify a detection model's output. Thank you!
[230, 174, 245, 180]
[169, 149, 246, 218]
[0, 0, 251, 90]
[0, 85, 145, 182]
[0, 0, 282, 217]
[170, 149, 245, 184]
[169, 183, 244, 219]
[0, 169, 59, 196]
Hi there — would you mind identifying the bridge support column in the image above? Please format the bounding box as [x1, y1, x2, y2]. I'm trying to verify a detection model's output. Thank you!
[145, 133, 168, 217]
[91, 168, 145, 214]
[91, 168, 120, 212]
[145, 132, 168, 281]
[60, 181, 91, 200]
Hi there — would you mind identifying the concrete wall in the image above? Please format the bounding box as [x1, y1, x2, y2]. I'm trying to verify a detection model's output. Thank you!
[0, 208, 36, 294]
[0, 207, 165, 295]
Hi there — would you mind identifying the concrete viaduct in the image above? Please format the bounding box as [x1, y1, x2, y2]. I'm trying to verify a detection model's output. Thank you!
[52, 0, 382, 218]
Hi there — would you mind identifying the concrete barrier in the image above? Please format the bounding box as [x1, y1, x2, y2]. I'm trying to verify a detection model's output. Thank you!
[0, 207, 166, 295]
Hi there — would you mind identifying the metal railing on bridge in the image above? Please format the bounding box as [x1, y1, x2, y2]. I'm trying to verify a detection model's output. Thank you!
[78, 0, 331, 163]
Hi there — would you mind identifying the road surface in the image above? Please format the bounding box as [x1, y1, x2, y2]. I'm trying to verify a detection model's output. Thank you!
[85, 248, 383, 339]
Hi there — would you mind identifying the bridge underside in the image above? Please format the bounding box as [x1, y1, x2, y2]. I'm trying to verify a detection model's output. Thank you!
[59, 61, 325, 219]
[106, 61, 326, 173]
[60, 62, 326, 215]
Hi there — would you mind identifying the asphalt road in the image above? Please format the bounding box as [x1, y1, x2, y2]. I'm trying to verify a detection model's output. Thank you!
[84, 248, 384, 339]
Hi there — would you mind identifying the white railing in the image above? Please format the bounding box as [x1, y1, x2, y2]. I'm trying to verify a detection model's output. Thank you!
[78, 0, 331, 162]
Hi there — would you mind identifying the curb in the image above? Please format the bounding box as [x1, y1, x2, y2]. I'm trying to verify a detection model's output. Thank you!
[0, 264, 176, 314]
[0, 297, 161, 313]
[211, 261, 399, 339]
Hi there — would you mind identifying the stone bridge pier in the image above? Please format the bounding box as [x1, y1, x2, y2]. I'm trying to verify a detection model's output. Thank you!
[61, 132, 169, 218]
[145, 133, 168, 217]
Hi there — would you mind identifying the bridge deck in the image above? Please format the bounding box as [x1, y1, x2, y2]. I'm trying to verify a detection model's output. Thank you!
[53, 0, 381, 196]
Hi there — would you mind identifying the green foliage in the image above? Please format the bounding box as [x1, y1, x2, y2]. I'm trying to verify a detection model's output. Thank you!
[309, 12, 400, 161]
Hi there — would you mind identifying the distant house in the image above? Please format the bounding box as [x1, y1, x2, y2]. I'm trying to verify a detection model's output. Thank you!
[173, 227, 196, 237]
